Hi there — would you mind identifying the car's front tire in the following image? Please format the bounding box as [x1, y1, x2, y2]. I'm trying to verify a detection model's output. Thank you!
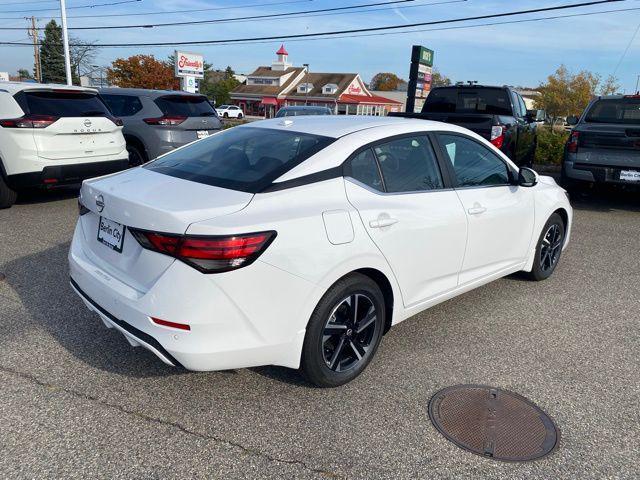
[223, 112, 229, 118]
[526, 213, 565, 281]
[301, 273, 385, 387]
[0, 174, 17, 209]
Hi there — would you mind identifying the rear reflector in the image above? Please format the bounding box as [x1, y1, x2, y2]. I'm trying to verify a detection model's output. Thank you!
[130, 230, 277, 273]
[151, 317, 191, 331]
[143, 115, 187, 126]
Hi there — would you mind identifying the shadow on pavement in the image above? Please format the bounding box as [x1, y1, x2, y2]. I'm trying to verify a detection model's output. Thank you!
[1, 241, 186, 379]
[568, 185, 640, 213]
[16, 186, 80, 205]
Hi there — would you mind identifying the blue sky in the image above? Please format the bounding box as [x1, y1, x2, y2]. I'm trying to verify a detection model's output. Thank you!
[1, 0, 639, 91]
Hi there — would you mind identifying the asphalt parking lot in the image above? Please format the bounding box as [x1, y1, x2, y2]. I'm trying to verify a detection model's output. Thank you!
[0, 186, 638, 479]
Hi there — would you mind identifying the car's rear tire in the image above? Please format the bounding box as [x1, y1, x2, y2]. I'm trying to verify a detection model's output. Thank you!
[237, 113, 243, 119]
[127, 144, 146, 167]
[301, 273, 385, 388]
[0, 174, 17, 209]
[525, 213, 565, 281]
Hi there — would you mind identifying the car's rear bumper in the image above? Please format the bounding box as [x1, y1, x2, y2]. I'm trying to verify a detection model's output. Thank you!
[68, 221, 318, 371]
[6, 159, 129, 189]
[562, 160, 640, 185]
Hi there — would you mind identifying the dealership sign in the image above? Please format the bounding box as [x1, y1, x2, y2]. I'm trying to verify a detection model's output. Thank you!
[406, 45, 435, 113]
[174, 51, 204, 79]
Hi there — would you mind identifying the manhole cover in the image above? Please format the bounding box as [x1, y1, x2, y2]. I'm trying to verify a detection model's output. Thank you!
[429, 385, 559, 462]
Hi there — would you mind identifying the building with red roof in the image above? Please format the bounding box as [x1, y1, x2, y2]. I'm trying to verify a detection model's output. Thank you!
[231, 45, 403, 118]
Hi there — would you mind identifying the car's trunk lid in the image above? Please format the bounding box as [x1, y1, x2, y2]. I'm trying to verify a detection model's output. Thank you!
[575, 123, 640, 167]
[78, 168, 253, 289]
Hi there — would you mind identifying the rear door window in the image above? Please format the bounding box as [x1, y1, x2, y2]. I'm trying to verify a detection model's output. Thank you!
[145, 127, 334, 192]
[154, 95, 217, 117]
[14, 90, 111, 117]
[423, 88, 512, 115]
[345, 149, 384, 192]
[373, 136, 444, 192]
[101, 94, 143, 117]
[585, 98, 640, 124]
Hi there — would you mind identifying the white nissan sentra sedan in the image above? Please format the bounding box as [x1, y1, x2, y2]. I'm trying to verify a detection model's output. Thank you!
[69, 116, 572, 387]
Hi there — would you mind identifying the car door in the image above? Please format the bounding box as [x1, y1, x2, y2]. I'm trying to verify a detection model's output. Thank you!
[344, 134, 467, 307]
[434, 133, 535, 285]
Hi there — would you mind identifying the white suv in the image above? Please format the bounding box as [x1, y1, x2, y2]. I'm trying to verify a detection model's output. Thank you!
[0, 82, 128, 208]
[214, 104, 244, 119]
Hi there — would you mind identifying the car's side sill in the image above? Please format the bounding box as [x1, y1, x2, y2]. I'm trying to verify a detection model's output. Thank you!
[397, 262, 527, 324]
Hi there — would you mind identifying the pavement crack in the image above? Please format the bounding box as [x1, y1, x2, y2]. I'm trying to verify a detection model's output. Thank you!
[0, 365, 342, 479]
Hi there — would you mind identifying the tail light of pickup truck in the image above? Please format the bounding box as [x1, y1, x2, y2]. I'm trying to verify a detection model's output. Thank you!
[567, 131, 580, 153]
[490, 125, 506, 149]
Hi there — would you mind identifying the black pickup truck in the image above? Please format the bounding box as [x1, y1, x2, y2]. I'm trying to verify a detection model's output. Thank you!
[390, 85, 542, 166]
[562, 95, 640, 188]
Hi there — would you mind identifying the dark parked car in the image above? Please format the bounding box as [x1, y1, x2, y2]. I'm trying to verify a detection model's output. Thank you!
[390, 85, 542, 166]
[562, 95, 640, 188]
[99, 88, 222, 165]
[275, 106, 333, 118]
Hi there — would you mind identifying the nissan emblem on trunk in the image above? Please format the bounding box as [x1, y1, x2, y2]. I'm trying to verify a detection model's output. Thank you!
[84, 119, 92, 128]
[95, 195, 105, 213]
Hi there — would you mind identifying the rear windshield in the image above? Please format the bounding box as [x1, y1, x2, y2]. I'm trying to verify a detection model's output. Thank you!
[585, 98, 640, 124]
[14, 90, 110, 117]
[144, 127, 334, 192]
[276, 108, 331, 117]
[154, 95, 217, 117]
[423, 87, 512, 115]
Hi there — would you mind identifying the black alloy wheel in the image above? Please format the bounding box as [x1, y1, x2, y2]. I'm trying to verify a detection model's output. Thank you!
[540, 223, 563, 273]
[322, 293, 378, 372]
[127, 144, 146, 167]
[526, 212, 565, 281]
[302, 273, 385, 387]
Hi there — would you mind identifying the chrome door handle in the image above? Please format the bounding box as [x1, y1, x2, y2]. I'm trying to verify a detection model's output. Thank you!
[467, 206, 487, 215]
[369, 218, 398, 228]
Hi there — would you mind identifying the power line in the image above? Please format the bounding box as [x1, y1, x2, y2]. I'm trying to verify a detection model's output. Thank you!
[0, 0, 140, 14]
[2, 0, 432, 30]
[2, 6, 637, 50]
[0, 0, 625, 47]
[612, 19, 640, 76]
[0, 0, 314, 19]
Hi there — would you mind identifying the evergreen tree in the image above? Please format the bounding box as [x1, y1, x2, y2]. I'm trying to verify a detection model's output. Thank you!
[40, 20, 66, 84]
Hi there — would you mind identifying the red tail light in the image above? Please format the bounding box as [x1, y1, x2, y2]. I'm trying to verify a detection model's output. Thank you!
[130, 230, 277, 273]
[490, 125, 506, 149]
[109, 116, 124, 126]
[0, 114, 58, 128]
[143, 115, 187, 126]
[151, 317, 191, 331]
[567, 131, 580, 153]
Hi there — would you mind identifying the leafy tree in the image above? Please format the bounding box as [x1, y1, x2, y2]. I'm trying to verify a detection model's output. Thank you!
[534, 65, 601, 122]
[370, 72, 404, 91]
[599, 75, 620, 96]
[17, 68, 32, 80]
[107, 55, 178, 90]
[40, 20, 66, 84]
[200, 66, 240, 105]
[431, 68, 452, 88]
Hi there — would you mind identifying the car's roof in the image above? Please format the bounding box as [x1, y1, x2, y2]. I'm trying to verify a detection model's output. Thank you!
[97, 87, 205, 98]
[244, 115, 456, 138]
[0, 81, 97, 95]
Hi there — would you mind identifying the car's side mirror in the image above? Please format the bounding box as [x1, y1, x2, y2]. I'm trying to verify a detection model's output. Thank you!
[566, 115, 579, 126]
[518, 167, 538, 187]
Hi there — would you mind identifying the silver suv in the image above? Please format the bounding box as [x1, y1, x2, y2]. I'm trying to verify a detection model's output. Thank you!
[99, 88, 222, 165]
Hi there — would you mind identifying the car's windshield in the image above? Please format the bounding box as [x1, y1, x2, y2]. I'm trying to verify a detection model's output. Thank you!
[584, 98, 640, 124]
[423, 87, 512, 115]
[144, 127, 334, 192]
[154, 95, 217, 117]
[15, 90, 111, 117]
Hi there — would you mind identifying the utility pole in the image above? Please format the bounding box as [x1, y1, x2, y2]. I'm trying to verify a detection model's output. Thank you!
[59, 0, 72, 85]
[635, 74, 640, 94]
[303, 63, 309, 105]
[27, 16, 41, 82]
